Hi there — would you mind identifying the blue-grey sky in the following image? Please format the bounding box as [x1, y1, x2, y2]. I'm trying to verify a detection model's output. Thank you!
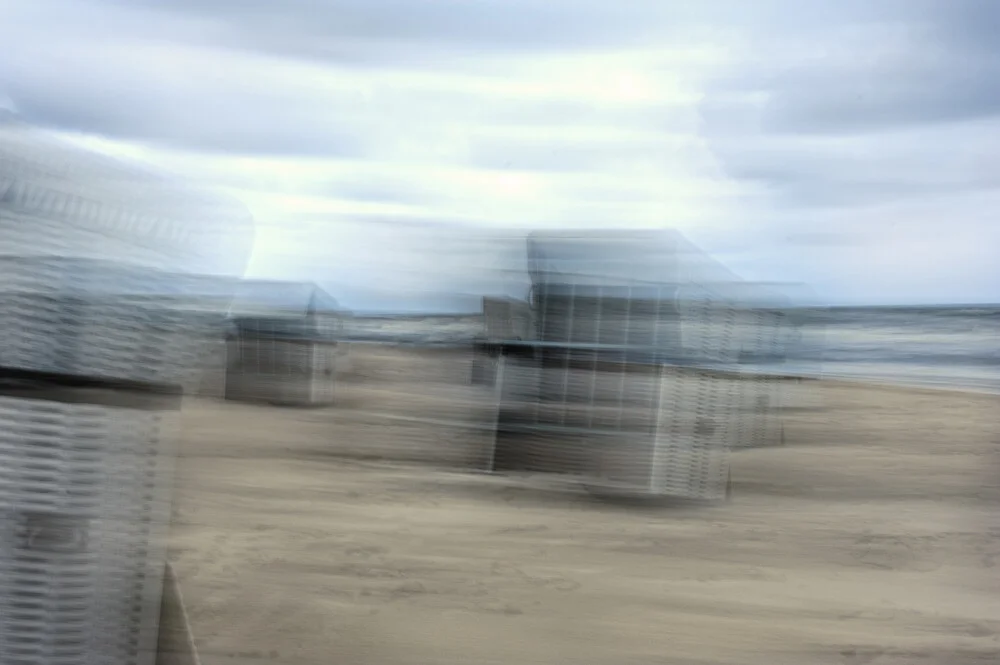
[2, 0, 998, 308]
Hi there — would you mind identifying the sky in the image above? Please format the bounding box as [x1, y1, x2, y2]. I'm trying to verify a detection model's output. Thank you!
[2, 0, 998, 310]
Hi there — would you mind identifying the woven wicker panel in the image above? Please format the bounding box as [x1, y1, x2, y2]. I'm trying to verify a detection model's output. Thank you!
[0, 258, 211, 387]
[490, 291, 746, 498]
[652, 368, 737, 501]
[0, 397, 173, 665]
[225, 336, 333, 406]
[0, 119, 249, 665]
[0, 119, 253, 277]
[492, 355, 662, 479]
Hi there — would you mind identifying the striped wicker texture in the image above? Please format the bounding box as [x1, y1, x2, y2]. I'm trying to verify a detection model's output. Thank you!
[0, 258, 213, 387]
[0, 116, 253, 277]
[0, 398, 173, 665]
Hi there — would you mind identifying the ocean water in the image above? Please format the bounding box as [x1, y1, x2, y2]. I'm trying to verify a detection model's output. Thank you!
[346, 305, 1000, 395]
[789, 306, 1000, 394]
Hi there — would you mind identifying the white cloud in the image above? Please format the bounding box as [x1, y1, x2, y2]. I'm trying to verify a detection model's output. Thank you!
[11, 0, 999, 306]
[46, 34, 747, 302]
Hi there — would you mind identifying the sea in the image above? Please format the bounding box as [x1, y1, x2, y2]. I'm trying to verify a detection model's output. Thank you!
[787, 306, 1000, 395]
[346, 305, 1000, 396]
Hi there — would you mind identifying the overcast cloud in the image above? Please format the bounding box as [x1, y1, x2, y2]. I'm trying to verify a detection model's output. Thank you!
[1, 0, 997, 308]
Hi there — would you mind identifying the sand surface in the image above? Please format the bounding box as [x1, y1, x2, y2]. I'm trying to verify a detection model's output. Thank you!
[169, 347, 999, 665]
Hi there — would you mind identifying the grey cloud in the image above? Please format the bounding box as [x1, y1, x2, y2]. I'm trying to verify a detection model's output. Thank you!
[2, 0, 684, 157]
[703, 113, 1000, 209]
[8, 84, 366, 158]
[62, 0, 919, 69]
[720, 157, 991, 210]
[759, 53, 1000, 135]
[0, 25, 370, 156]
[705, 1, 1000, 136]
[698, 1, 1000, 226]
[924, 0, 1000, 53]
[10, 0, 946, 160]
[87, 0, 691, 57]
[6, 0, 995, 305]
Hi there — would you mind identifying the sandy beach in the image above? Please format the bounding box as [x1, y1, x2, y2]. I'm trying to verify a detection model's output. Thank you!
[168, 346, 999, 665]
